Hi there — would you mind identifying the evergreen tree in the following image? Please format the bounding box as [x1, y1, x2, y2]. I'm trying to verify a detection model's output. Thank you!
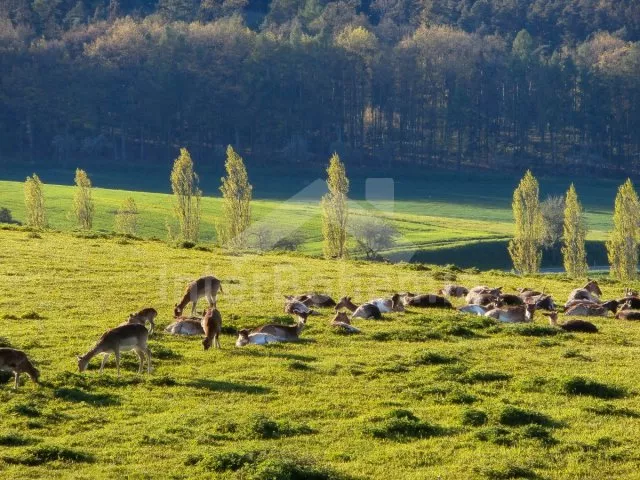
[73, 169, 94, 230]
[217, 145, 252, 248]
[562, 184, 588, 277]
[508, 170, 544, 274]
[24, 173, 47, 230]
[321, 153, 349, 259]
[170, 148, 201, 243]
[607, 179, 640, 280]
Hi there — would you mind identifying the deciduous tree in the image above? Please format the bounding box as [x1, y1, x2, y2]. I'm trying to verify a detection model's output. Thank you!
[321, 153, 349, 259]
[607, 179, 640, 280]
[562, 184, 588, 278]
[508, 170, 544, 274]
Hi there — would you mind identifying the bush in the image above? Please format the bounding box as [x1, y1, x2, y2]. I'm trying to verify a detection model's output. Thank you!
[0, 207, 18, 224]
[367, 409, 445, 441]
[462, 409, 488, 427]
[410, 351, 458, 366]
[498, 406, 554, 427]
[562, 376, 627, 399]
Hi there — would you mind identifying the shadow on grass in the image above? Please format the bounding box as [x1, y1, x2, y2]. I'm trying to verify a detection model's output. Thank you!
[187, 379, 271, 395]
[234, 349, 317, 363]
[54, 387, 120, 407]
[4, 445, 94, 465]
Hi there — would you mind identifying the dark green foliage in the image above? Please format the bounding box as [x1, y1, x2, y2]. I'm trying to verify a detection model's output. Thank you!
[53, 388, 120, 406]
[584, 404, 640, 418]
[0, 336, 12, 346]
[562, 377, 627, 399]
[0, 208, 17, 224]
[498, 406, 555, 427]
[5, 445, 93, 465]
[242, 414, 312, 440]
[475, 427, 514, 446]
[410, 351, 458, 366]
[21, 311, 44, 320]
[8, 403, 41, 417]
[367, 410, 445, 441]
[520, 425, 558, 445]
[508, 324, 561, 337]
[0, 432, 37, 446]
[462, 409, 488, 427]
[458, 370, 512, 384]
[480, 464, 539, 479]
[192, 450, 260, 472]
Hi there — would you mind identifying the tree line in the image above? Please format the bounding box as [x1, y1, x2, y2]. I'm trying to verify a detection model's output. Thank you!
[509, 170, 640, 280]
[1, 1, 640, 175]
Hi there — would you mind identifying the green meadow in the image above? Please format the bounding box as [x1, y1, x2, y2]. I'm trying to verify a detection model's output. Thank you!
[1, 227, 640, 479]
[0, 166, 625, 268]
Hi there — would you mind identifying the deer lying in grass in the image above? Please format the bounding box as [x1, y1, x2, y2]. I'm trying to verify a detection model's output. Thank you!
[484, 303, 536, 323]
[235, 330, 283, 347]
[126, 308, 158, 335]
[253, 312, 309, 338]
[564, 302, 608, 317]
[566, 279, 602, 305]
[438, 285, 469, 297]
[369, 293, 404, 313]
[458, 304, 490, 316]
[544, 312, 598, 333]
[165, 318, 204, 335]
[284, 298, 316, 317]
[401, 293, 452, 308]
[174, 275, 223, 318]
[290, 294, 336, 308]
[335, 297, 382, 319]
[615, 301, 640, 321]
[0, 348, 39, 390]
[78, 324, 151, 375]
[330, 312, 361, 333]
[202, 307, 222, 350]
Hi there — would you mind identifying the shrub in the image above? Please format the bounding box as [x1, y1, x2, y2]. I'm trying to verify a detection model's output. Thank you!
[410, 351, 458, 366]
[498, 406, 554, 427]
[462, 409, 488, 427]
[562, 376, 627, 399]
[0, 207, 18, 224]
[367, 410, 444, 441]
[195, 450, 259, 472]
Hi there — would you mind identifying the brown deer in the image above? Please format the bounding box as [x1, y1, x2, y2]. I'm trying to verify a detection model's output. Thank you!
[566, 279, 602, 305]
[370, 294, 404, 313]
[165, 318, 204, 335]
[544, 312, 598, 333]
[284, 298, 315, 317]
[291, 294, 337, 308]
[251, 312, 308, 340]
[335, 296, 382, 319]
[484, 303, 536, 323]
[202, 307, 222, 350]
[402, 293, 452, 308]
[458, 304, 490, 316]
[235, 330, 283, 347]
[564, 303, 607, 317]
[330, 311, 361, 333]
[174, 275, 224, 318]
[0, 348, 40, 390]
[126, 308, 158, 335]
[77, 324, 152, 375]
[615, 302, 640, 321]
[438, 285, 469, 297]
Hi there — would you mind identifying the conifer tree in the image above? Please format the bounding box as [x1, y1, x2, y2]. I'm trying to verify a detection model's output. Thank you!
[607, 179, 640, 280]
[562, 184, 588, 277]
[170, 148, 201, 243]
[321, 153, 349, 259]
[217, 145, 252, 248]
[24, 173, 47, 229]
[508, 170, 544, 274]
[73, 169, 94, 230]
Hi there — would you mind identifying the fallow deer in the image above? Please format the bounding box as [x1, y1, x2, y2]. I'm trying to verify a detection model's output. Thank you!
[290, 294, 337, 308]
[165, 318, 204, 335]
[235, 329, 283, 347]
[252, 311, 309, 339]
[202, 307, 222, 350]
[458, 304, 489, 316]
[284, 298, 316, 318]
[330, 311, 361, 333]
[438, 285, 469, 297]
[78, 323, 152, 375]
[484, 303, 536, 323]
[564, 303, 607, 317]
[402, 293, 453, 309]
[0, 348, 39, 390]
[174, 275, 223, 318]
[335, 296, 382, 319]
[369, 293, 404, 313]
[126, 308, 158, 335]
[566, 279, 602, 304]
[544, 312, 598, 333]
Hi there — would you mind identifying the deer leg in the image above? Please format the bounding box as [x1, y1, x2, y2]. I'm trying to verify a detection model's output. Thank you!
[100, 353, 110, 373]
[148, 319, 155, 336]
[114, 348, 121, 376]
[215, 333, 221, 349]
[14, 371, 19, 390]
[134, 348, 144, 374]
[145, 347, 152, 373]
[191, 300, 197, 317]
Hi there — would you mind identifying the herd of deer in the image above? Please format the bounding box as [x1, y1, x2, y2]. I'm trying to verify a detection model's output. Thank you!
[2, 275, 640, 389]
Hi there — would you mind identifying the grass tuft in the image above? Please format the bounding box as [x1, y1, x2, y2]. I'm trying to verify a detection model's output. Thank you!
[562, 376, 627, 399]
[5, 445, 94, 465]
[498, 405, 555, 427]
[462, 408, 488, 427]
[53, 387, 120, 406]
[367, 409, 446, 441]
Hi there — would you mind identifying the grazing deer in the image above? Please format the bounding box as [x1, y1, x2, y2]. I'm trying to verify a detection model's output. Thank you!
[290, 294, 337, 308]
[235, 329, 283, 347]
[370, 294, 404, 313]
[566, 279, 602, 304]
[202, 307, 222, 350]
[0, 348, 39, 390]
[438, 285, 469, 297]
[330, 312, 361, 333]
[126, 308, 158, 335]
[253, 312, 308, 339]
[77, 324, 151, 375]
[484, 303, 536, 323]
[174, 275, 223, 318]
[402, 293, 453, 309]
[544, 312, 598, 333]
[165, 318, 204, 335]
[335, 297, 382, 319]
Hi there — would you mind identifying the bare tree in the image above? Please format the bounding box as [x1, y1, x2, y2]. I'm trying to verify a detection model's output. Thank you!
[352, 217, 398, 260]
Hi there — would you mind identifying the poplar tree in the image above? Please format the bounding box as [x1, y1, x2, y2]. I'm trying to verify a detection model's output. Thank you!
[115, 197, 138, 236]
[562, 184, 588, 277]
[217, 145, 252, 248]
[170, 148, 201, 243]
[607, 179, 640, 280]
[24, 173, 47, 229]
[321, 153, 349, 259]
[73, 169, 94, 230]
[508, 170, 544, 274]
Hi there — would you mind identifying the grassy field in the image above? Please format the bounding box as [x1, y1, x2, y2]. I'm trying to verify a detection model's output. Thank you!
[0, 164, 625, 268]
[2, 227, 640, 479]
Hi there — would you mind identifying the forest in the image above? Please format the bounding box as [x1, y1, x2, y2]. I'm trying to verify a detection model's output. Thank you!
[1, 0, 639, 174]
